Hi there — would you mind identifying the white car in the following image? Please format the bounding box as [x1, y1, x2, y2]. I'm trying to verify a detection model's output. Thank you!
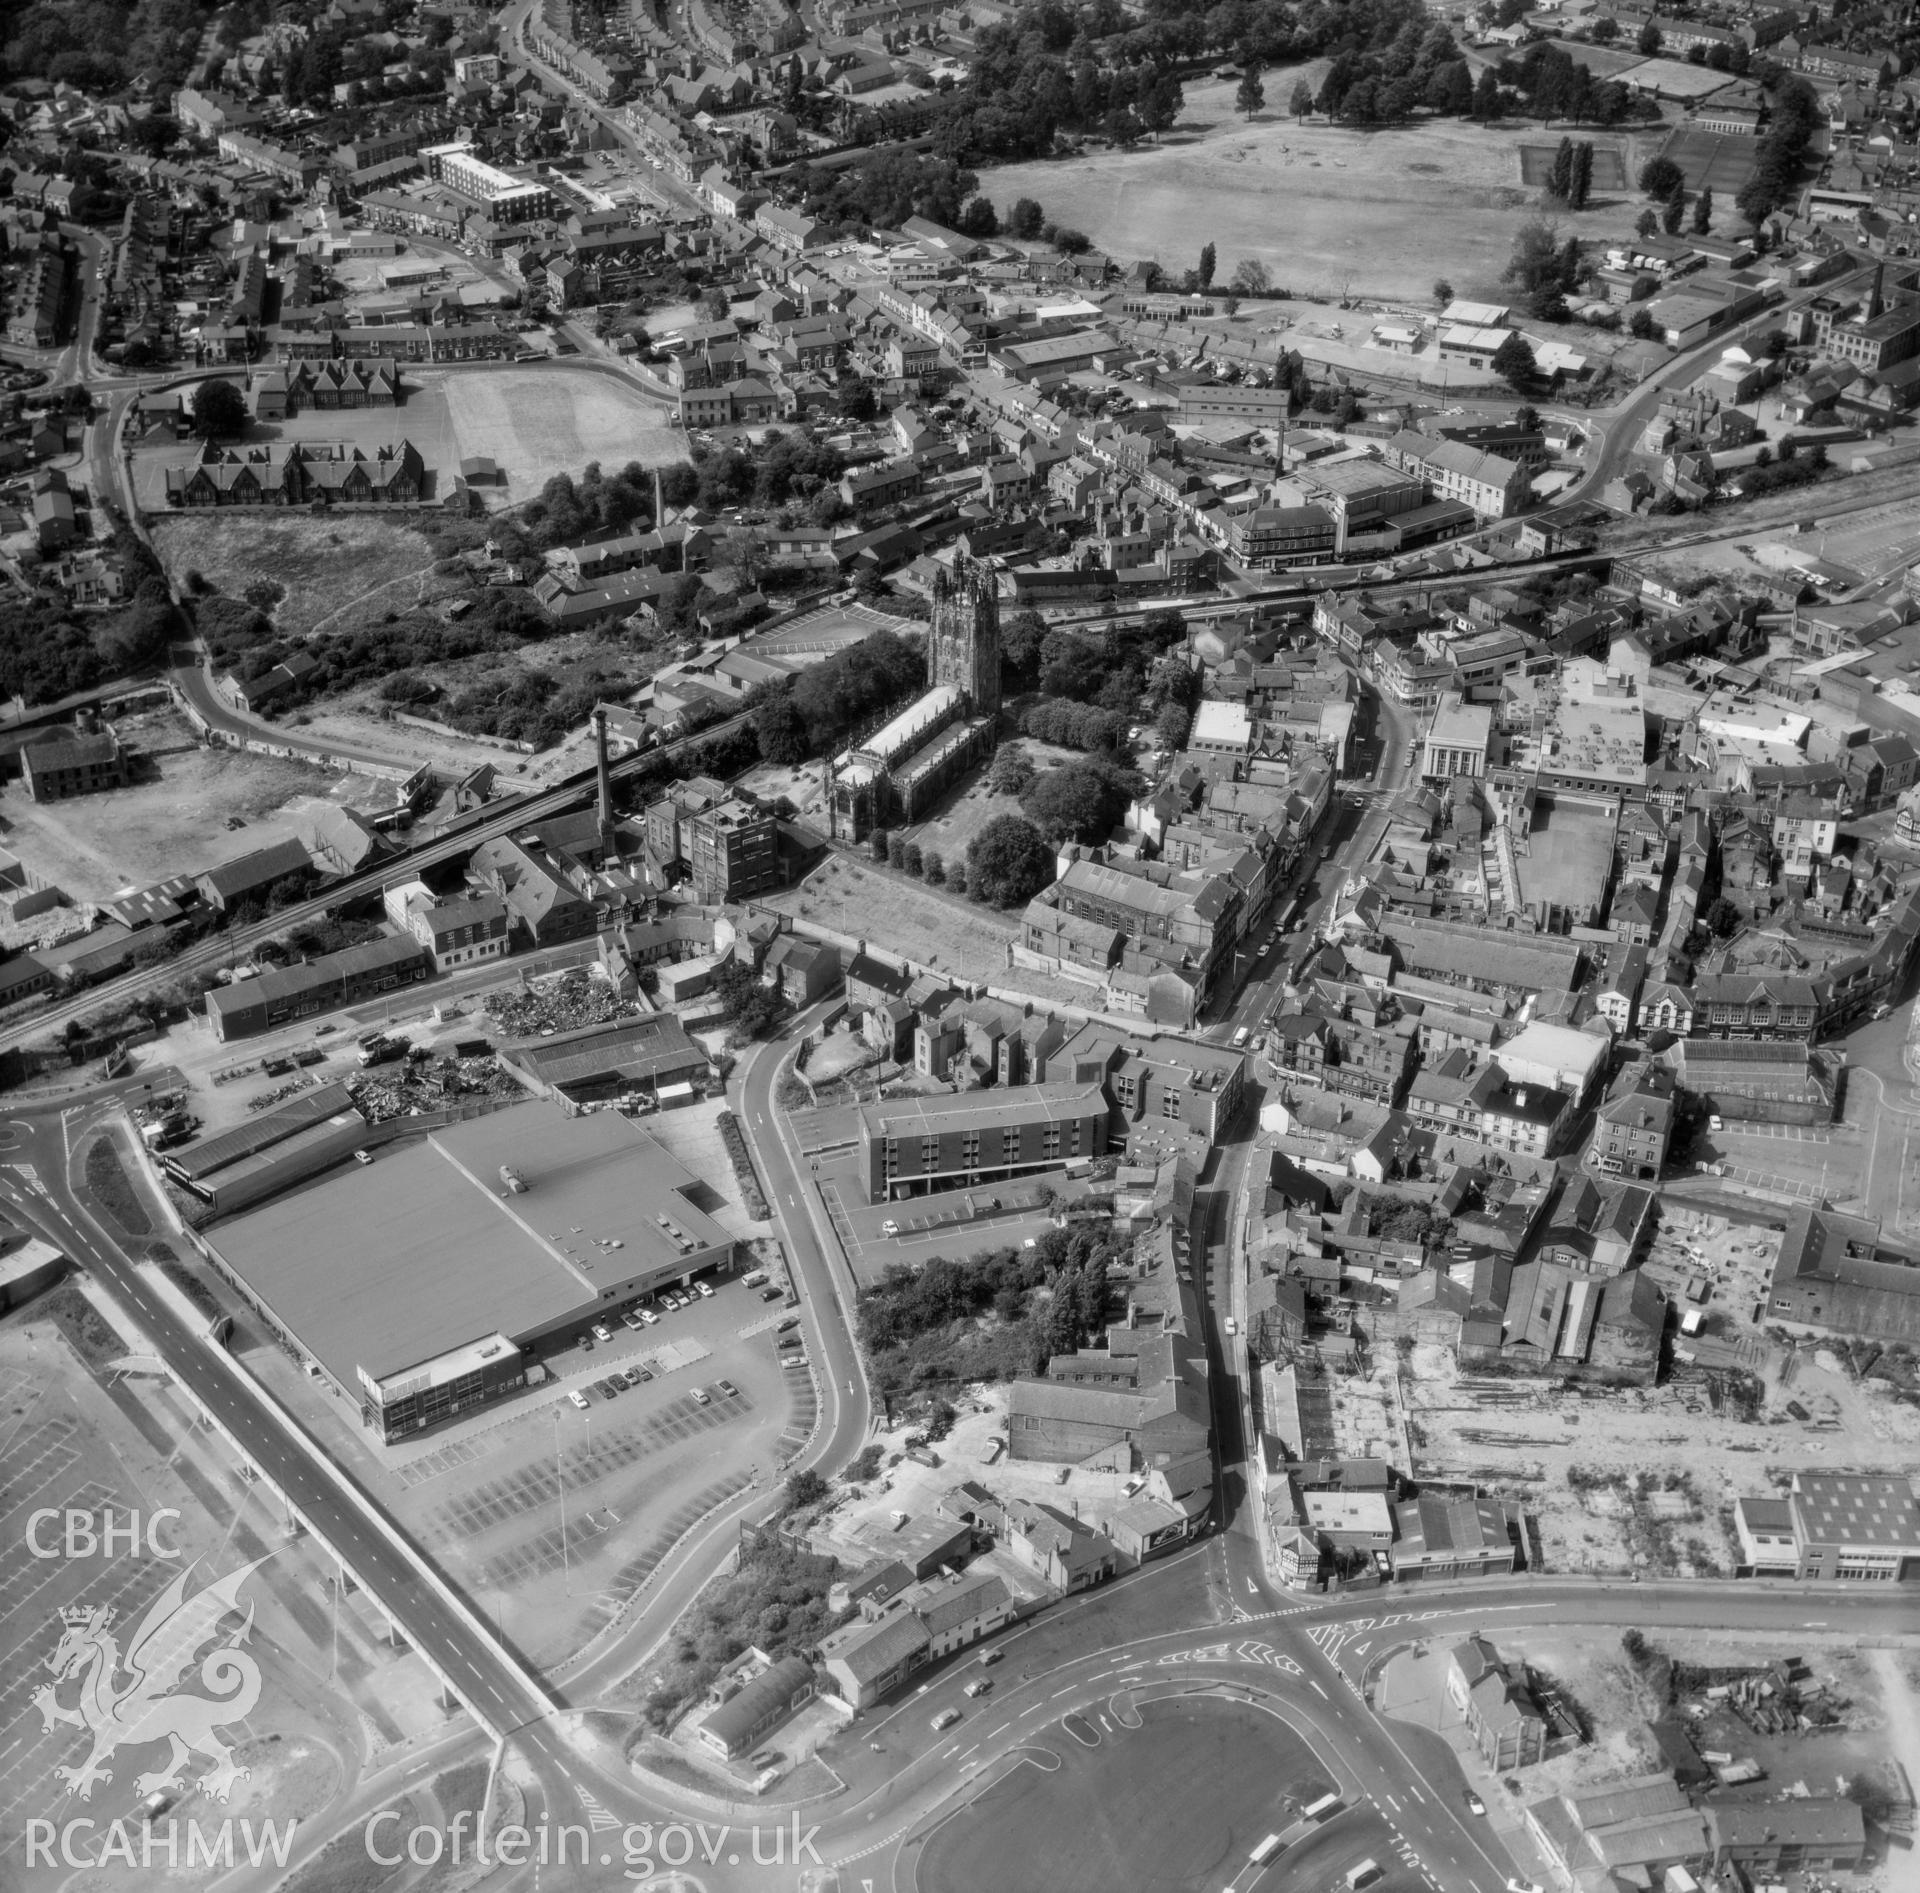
[695, 1281, 715, 1299]
[638, 1307, 660, 1325]
[1224, 1316, 1238, 1336]
[568, 1390, 590, 1411]
[1708, 1114, 1724, 1131]
[592, 1323, 613, 1343]
[882, 1219, 900, 1237]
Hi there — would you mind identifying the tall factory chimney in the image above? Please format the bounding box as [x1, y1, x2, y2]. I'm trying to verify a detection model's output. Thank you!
[593, 705, 616, 862]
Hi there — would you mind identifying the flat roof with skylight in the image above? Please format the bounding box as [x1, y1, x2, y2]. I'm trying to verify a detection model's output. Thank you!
[206, 1104, 733, 1407]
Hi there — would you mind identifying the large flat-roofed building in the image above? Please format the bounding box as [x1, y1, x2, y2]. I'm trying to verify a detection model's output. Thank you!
[1786, 1471, 1920, 1581]
[203, 1106, 734, 1440]
[857, 1082, 1108, 1202]
[420, 142, 554, 222]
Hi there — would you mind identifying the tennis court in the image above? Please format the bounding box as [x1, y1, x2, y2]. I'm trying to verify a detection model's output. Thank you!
[1659, 123, 1762, 193]
[1518, 142, 1629, 191]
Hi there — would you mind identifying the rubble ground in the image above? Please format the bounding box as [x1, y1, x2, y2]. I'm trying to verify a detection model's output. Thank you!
[1436, 1626, 1892, 1814]
[1398, 1214, 1920, 1575]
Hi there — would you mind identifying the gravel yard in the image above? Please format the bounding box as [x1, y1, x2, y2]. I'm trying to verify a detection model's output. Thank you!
[0, 712, 387, 904]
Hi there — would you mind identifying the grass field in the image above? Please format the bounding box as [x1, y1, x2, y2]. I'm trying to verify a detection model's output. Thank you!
[984, 79, 1650, 300]
[441, 365, 682, 492]
[150, 513, 437, 636]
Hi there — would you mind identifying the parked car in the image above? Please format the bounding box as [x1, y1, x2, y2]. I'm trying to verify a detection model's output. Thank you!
[1464, 1790, 1486, 1816]
[882, 1219, 900, 1237]
[353, 1149, 373, 1166]
[592, 1323, 613, 1343]
[568, 1389, 590, 1410]
[716, 1378, 740, 1397]
[695, 1281, 715, 1299]
[692, 1386, 711, 1405]
[621, 1312, 645, 1331]
[777, 1316, 802, 1333]
[760, 1286, 783, 1301]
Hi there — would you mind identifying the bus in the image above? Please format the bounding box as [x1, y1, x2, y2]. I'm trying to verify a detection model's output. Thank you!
[1302, 1792, 1343, 1823]
[1247, 1834, 1284, 1867]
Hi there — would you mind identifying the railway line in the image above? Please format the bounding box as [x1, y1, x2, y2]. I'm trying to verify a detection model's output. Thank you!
[0, 710, 753, 1056]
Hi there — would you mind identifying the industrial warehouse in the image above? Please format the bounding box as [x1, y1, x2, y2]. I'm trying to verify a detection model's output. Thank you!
[198, 1103, 734, 1440]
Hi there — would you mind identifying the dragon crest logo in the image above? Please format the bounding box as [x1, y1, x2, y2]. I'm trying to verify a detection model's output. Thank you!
[33, 1555, 269, 1805]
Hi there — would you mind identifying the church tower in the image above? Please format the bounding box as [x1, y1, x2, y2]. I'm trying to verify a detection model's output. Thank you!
[928, 553, 1002, 717]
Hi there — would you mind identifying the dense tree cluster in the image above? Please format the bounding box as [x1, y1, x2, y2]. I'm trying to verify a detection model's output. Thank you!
[1492, 41, 1641, 127]
[713, 958, 788, 1039]
[1003, 608, 1189, 711]
[806, 0, 1442, 171]
[1021, 697, 1133, 752]
[2, 0, 211, 89]
[748, 627, 924, 764]
[1503, 217, 1584, 320]
[789, 149, 984, 230]
[0, 599, 111, 705]
[966, 813, 1056, 907]
[1020, 753, 1142, 843]
[1734, 74, 1821, 228]
[656, 433, 848, 519]
[515, 462, 658, 554]
[857, 1225, 1121, 1396]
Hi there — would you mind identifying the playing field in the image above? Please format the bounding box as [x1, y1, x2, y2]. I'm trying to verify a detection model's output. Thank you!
[1518, 141, 1629, 191]
[441, 365, 682, 491]
[1658, 123, 1761, 193]
[985, 78, 1591, 300]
